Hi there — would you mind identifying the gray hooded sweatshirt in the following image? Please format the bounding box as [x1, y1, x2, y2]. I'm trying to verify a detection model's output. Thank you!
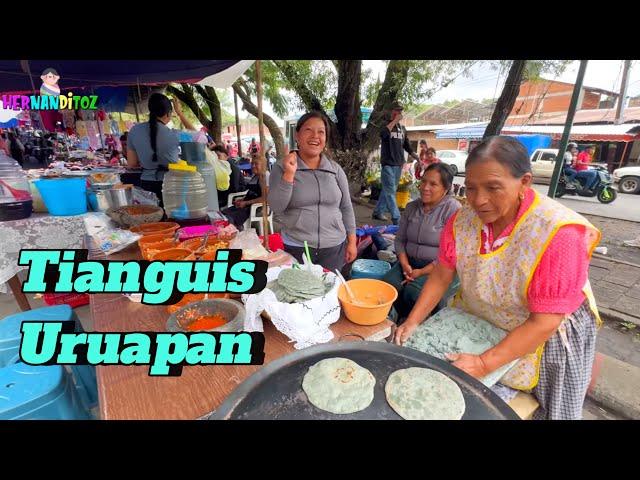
[268, 153, 356, 249]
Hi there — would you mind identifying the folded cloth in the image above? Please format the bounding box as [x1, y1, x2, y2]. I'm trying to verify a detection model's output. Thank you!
[242, 266, 340, 349]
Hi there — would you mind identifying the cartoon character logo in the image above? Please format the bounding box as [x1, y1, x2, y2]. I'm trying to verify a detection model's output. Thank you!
[40, 68, 61, 96]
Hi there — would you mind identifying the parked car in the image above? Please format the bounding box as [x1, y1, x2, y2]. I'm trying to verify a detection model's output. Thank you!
[436, 150, 468, 176]
[612, 165, 640, 194]
[530, 148, 559, 178]
[529, 148, 609, 179]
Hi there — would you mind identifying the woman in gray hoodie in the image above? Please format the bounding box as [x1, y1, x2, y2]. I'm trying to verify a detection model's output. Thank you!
[268, 111, 357, 271]
[382, 163, 461, 319]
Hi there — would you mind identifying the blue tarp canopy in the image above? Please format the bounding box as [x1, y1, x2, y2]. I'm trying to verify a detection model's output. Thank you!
[0, 60, 242, 94]
[435, 123, 488, 139]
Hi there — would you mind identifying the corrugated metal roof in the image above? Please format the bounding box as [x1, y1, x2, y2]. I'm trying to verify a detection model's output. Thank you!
[502, 123, 640, 142]
[435, 123, 489, 139]
[528, 107, 640, 125]
[503, 124, 640, 135]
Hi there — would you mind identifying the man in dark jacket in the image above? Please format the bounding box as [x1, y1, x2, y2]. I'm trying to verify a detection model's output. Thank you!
[373, 101, 419, 224]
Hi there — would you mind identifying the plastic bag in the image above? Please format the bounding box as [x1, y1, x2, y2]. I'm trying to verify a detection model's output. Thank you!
[299, 249, 324, 276]
[265, 250, 297, 269]
[230, 228, 269, 259]
[206, 148, 231, 191]
[132, 186, 159, 206]
[83, 213, 141, 256]
[90, 228, 140, 256]
[193, 128, 208, 144]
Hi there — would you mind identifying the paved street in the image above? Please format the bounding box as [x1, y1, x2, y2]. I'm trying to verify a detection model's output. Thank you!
[452, 175, 640, 222]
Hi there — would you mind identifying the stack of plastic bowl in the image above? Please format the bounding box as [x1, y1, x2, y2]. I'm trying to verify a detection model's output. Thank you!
[0, 153, 33, 221]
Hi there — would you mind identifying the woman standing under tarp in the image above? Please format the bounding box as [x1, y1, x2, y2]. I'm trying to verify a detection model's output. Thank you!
[269, 111, 357, 272]
[126, 94, 195, 206]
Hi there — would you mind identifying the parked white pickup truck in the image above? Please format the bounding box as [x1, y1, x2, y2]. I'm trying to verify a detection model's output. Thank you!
[529, 148, 560, 178]
[530, 148, 608, 179]
[612, 165, 640, 194]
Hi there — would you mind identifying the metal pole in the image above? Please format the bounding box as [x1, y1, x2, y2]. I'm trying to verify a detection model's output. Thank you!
[91, 87, 104, 151]
[618, 141, 630, 169]
[21, 60, 48, 133]
[255, 60, 270, 250]
[548, 60, 588, 198]
[234, 90, 242, 157]
[615, 60, 632, 125]
[133, 87, 140, 123]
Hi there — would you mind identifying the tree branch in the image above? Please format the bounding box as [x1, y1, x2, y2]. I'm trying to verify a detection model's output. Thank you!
[483, 60, 527, 138]
[232, 81, 286, 159]
[166, 84, 210, 129]
[273, 60, 325, 112]
[361, 60, 411, 153]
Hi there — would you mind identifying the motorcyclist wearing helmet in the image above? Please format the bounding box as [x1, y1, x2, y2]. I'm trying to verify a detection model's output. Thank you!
[563, 142, 579, 186]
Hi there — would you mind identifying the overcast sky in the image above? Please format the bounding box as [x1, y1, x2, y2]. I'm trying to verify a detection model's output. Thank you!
[241, 60, 639, 125]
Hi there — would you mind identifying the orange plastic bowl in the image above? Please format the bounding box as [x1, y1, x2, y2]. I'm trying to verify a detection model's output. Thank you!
[166, 293, 229, 315]
[138, 233, 178, 259]
[337, 279, 398, 326]
[179, 237, 227, 251]
[131, 222, 180, 236]
[199, 250, 223, 261]
[150, 248, 196, 261]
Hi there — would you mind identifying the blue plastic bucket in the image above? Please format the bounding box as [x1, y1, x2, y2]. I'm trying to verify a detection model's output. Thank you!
[350, 259, 392, 280]
[34, 178, 87, 216]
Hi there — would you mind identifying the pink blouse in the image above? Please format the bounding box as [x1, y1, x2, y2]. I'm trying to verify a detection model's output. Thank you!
[438, 188, 590, 314]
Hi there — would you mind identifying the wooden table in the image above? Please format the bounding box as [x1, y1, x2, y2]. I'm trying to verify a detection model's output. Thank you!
[92, 244, 393, 420]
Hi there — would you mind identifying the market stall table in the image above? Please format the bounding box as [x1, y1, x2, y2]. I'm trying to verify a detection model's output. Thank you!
[0, 213, 87, 310]
[92, 243, 393, 420]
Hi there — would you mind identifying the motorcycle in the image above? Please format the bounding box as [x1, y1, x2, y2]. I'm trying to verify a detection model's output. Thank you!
[555, 165, 617, 204]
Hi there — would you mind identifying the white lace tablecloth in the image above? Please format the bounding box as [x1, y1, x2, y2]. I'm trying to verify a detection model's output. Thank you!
[0, 213, 88, 293]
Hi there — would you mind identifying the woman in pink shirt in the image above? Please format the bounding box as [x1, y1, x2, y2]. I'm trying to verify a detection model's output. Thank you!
[415, 147, 439, 180]
[394, 136, 602, 420]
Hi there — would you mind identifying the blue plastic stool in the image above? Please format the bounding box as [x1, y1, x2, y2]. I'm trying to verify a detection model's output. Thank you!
[0, 363, 90, 420]
[0, 305, 98, 409]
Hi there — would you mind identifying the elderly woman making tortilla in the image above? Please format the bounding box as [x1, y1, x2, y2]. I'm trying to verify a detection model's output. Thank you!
[382, 163, 461, 319]
[394, 136, 602, 420]
[269, 111, 357, 272]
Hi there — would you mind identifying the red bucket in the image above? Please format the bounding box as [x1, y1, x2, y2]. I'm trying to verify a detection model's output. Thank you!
[259, 233, 284, 252]
[43, 293, 90, 309]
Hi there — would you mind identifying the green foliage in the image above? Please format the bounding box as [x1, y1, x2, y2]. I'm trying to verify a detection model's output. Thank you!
[361, 66, 382, 107]
[241, 61, 336, 117]
[487, 60, 572, 82]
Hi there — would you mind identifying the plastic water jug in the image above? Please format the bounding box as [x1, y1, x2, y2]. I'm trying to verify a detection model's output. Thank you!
[162, 160, 208, 220]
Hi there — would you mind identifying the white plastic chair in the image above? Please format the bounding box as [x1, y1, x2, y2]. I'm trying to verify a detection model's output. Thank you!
[247, 203, 274, 236]
[226, 190, 273, 235]
[227, 190, 248, 208]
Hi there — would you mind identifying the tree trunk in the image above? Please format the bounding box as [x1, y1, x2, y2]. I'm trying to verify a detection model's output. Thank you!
[483, 60, 527, 138]
[334, 60, 362, 150]
[232, 82, 285, 159]
[195, 85, 222, 144]
[361, 60, 411, 153]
